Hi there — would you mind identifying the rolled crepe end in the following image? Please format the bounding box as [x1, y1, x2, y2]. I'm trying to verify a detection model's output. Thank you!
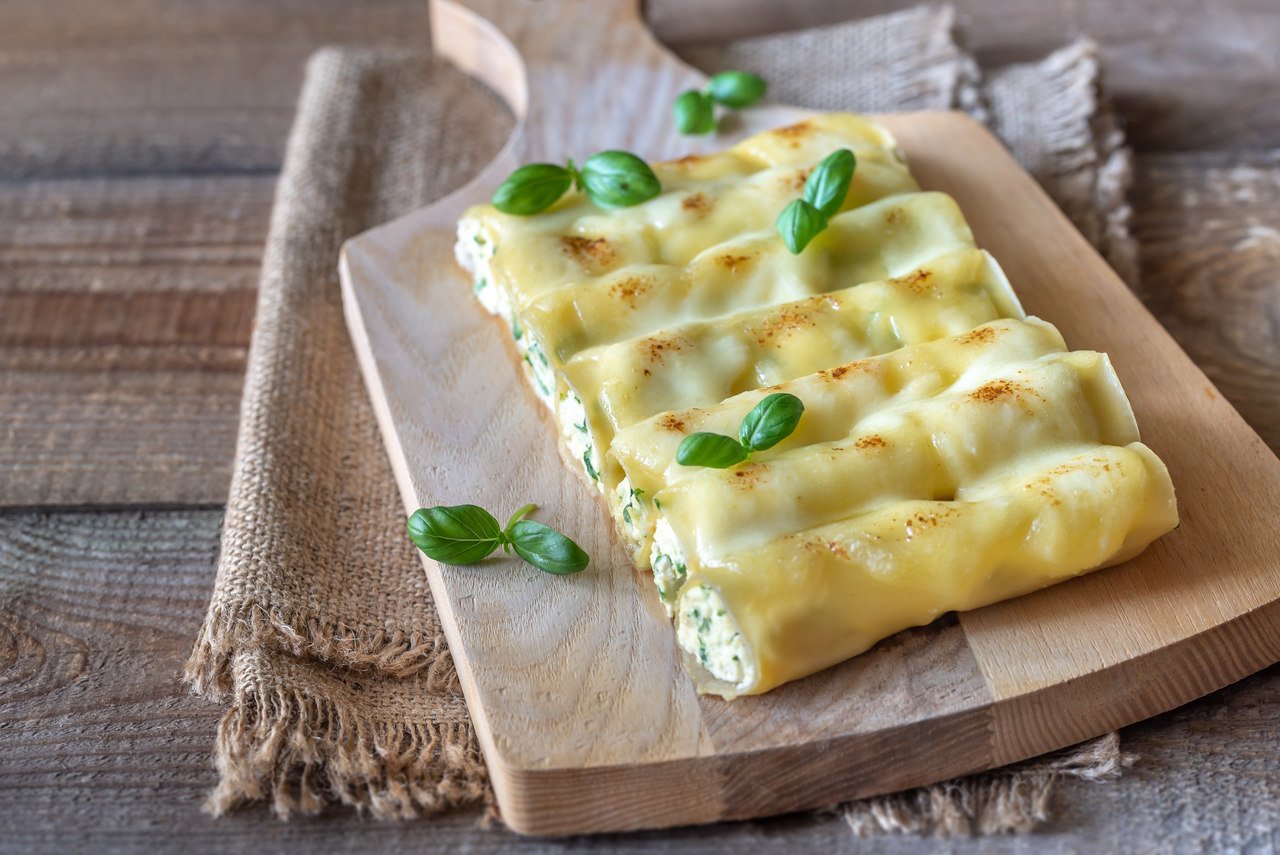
[675, 582, 757, 699]
[612, 476, 654, 568]
[455, 215, 508, 321]
[650, 514, 688, 617]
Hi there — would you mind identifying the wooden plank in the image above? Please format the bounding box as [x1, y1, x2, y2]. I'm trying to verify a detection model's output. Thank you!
[0, 0, 429, 177]
[648, 0, 1280, 153]
[2, 0, 1279, 178]
[0, 175, 272, 293]
[340, 1, 1280, 832]
[2, 509, 1275, 851]
[0, 176, 271, 507]
[1131, 150, 1280, 453]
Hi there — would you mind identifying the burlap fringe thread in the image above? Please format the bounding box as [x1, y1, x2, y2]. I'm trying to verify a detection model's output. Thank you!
[984, 38, 1139, 287]
[205, 659, 492, 821]
[186, 600, 1131, 833]
[838, 733, 1134, 837]
[185, 603, 493, 820]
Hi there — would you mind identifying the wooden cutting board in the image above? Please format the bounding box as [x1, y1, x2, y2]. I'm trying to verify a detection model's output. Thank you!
[339, 0, 1280, 835]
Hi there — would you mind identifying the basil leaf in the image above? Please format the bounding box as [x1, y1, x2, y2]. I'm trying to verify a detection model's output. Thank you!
[508, 520, 590, 575]
[739, 392, 805, 452]
[802, 148, 856, 217]
[579, 151, 662, 209]
[492, 163, 573, 215]
[407, 505, 503, 564]
[676, 432, 750, 469]
[705, 71, 767, 108]
[776, 198, 828, 254]
[673, 89, 716, 135]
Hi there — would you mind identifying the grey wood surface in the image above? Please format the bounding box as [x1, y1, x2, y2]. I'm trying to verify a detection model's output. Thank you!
[1, 0, 1279, 850]
[2, 511, 1276, 853]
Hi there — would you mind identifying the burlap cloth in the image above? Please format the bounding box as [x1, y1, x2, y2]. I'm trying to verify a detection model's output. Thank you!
[186, 4, 1138, 836]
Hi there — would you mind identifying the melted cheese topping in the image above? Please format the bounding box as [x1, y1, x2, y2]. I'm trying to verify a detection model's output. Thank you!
[611, 316, 1068, 564]
[673, 442, 1176, 697]
[453, 111, 1178, 699]
[566, 246, 1022, 497]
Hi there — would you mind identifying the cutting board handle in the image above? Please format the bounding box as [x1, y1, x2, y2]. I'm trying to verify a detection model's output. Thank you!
[417, 0, 807, 225]
[430, 0, 708, 161]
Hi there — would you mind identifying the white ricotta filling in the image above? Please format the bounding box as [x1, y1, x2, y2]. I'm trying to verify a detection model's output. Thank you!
[455, 221, 606, 492]
[676, 583, 753, 690]
[650, 515, 688, 616]
[557, 388, 603, 489]
[613, 476, 650, 546]
[455, 218, 511, 322]
[522, 339, 557, 407]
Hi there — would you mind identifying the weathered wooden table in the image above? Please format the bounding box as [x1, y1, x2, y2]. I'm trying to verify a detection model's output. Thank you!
[2, 2, 1278, 851]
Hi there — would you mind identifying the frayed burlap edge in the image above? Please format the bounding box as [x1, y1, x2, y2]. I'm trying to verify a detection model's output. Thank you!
[986, 38, 1139, 286]
[837, 733, 1136, 838]
[185, 602, 451, 701]
[204, 652, 492, 821]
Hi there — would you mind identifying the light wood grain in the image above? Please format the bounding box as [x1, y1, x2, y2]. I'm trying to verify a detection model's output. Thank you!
[339, 0, 1280, 835]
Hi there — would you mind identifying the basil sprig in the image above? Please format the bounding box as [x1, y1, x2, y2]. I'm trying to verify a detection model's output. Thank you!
[673, 70, 768, 135]
[776, 148, 857, 254]
[407, 502, 589, 575]
[492, 151, 661, 216]
[676, 393, 805, 469]
[673, 90, 716, 135]
[706, 71, 768, 108]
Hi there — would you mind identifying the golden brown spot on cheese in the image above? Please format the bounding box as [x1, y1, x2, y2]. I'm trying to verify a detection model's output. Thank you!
[716, 253, 754, 273]
[823, 539, 853, 560]
[560, 235, 615, 271]
[892, 266, 936, 296]
[669, 154, 707, 167]
[729, 463, 767, 490]
[774, 121, 814, 147]
[642, 334, 686, 365]
[818, 361, 871, 383]
[855, 435, 887, 450]
[884, 207, 904, 226]
[681, 192, 711, 213]
[749, 302, 819, 346]
[609, 275, 651, 308]
[969, 379, 1022, 403]
[957, 325, 997, 345]
[1024, 482, 1064, 506]
[657, 413, 686, 432]
[783, 167, 812, 192]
